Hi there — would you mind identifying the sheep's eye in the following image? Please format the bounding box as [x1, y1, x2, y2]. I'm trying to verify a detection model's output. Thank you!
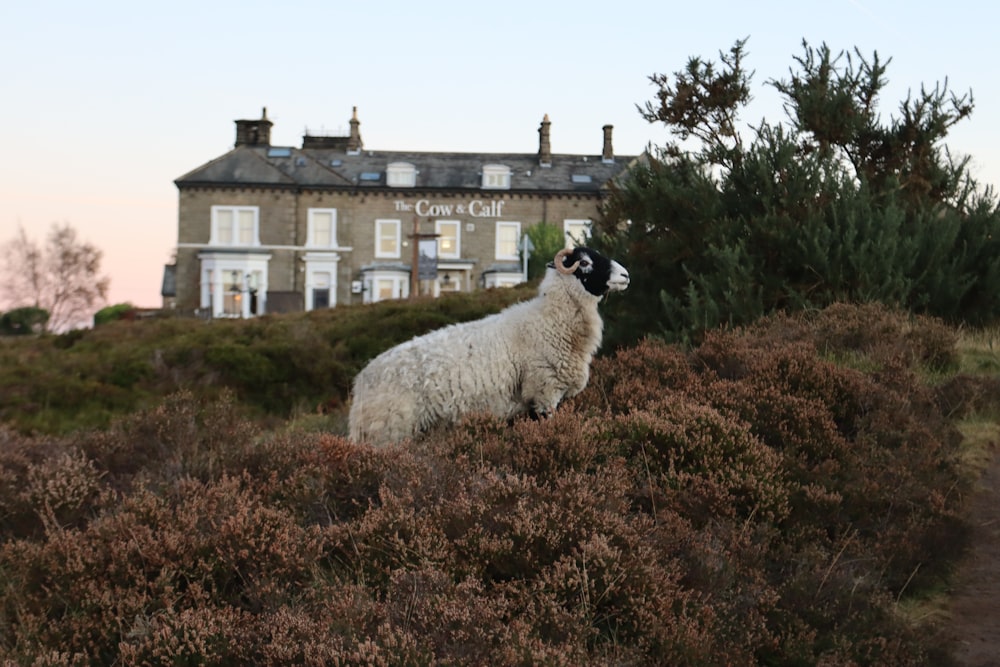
[581, 260, 591, 267]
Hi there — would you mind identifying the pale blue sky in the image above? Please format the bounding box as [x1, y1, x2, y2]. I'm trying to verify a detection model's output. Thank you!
[1, 1, 997, 307]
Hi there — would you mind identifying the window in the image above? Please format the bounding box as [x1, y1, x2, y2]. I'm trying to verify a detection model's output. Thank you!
[495, 221, 521, 261]
[564, 219, 592, 247]
[361, 269, 409, 303]
[308, 208, 337, 248]
[376, 279, 397, 300]
[211, 206, 259, 246]
[198, 253, 270, 319]
[387, 162, 417, 187]
[375, 219, 401, 258]
[436, 220, 460, 259]
[312, 271, 331, 309]
[482, 164, 511, 190]
[222, 270, 242, 316]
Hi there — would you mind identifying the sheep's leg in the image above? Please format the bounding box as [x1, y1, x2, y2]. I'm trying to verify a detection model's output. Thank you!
[522, 380, 564, 420]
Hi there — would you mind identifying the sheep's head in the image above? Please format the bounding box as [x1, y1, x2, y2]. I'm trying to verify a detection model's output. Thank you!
[551, 247, 629, 297]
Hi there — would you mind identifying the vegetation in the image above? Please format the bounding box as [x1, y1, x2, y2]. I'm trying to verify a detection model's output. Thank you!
[594, 39, 1000, 348]
[0, 286, 536, 436]
[1, 301, 997, 665]
[522, 221, 566, 280]
[0, 306, 49, 336]
[0, 223, 111, 333]
[93, 302, 137, 326]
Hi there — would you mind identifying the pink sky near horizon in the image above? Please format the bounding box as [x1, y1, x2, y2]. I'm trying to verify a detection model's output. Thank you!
[2, 0, 998, 312]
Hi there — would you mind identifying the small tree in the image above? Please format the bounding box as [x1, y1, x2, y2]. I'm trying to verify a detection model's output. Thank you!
[522, 221, 566, 281]
[1, 223, 110, 332]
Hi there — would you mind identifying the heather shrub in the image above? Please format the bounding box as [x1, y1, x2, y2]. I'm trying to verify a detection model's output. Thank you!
[601, 399, 789, 525]
[0, 475, 324, 663]
[0, 303, 984, 665]
[576, 336, 697, 414]
[77, 389, 261, 488]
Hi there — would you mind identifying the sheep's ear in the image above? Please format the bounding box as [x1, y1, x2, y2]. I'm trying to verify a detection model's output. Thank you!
[546, 261, 555, 269]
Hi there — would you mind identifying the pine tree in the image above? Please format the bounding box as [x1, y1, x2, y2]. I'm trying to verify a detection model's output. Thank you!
[595, 39, 1000, 347]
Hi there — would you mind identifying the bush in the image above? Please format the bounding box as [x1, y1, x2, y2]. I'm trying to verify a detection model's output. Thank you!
[0, 306, 49, 335]
[0, 303, 979, 665]
[93, 303, 135, 326]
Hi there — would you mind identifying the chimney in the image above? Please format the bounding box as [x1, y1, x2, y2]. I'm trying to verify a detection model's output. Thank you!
[347, 106, 363, 154]
[234, 107, 273, 147]
[538, 114, 552, 167]
[602, 124, 614, 163]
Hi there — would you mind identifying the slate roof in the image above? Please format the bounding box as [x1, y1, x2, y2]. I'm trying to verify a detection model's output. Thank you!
[175, 145, 640, 194]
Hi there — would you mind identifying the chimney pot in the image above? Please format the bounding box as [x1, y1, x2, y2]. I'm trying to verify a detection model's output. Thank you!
[538, 114, 552, 167]
[234, 108, 273, 147]
[602, 124, 614, 163]
[347, 106, 363, 154]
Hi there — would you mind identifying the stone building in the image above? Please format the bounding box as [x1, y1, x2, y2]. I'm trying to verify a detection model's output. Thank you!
[170, 108, 638, 317]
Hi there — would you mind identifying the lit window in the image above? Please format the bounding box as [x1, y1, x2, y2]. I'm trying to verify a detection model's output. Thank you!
[211, 206, 259, 246]
[308, 209, 337, 248]
[375, 219, 401, 258]
[482, 164, 511, 190]
[223, 270, 242, 316]
[495, 221, 521, 260]
[436, 220, 460, 259]
[564, 219, 591, 247]
[376, 278, 398, 300]
[387, 162, 417, 187]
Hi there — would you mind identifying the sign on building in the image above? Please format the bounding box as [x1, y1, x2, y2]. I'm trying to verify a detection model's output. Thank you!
[418, 238, 438, 280]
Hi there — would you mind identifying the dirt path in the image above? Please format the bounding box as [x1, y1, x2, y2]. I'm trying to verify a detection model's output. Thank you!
[946, 439, 1000, 667]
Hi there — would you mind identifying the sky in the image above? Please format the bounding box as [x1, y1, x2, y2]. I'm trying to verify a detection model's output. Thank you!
[1, 1, 998, 309]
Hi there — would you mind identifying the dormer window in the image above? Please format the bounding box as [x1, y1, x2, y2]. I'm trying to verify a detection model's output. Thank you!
[482, 164, 511, 190]
[387, 162, 417, 187]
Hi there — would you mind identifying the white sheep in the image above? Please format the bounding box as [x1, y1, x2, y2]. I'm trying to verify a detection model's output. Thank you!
[348, 247, 630, 445]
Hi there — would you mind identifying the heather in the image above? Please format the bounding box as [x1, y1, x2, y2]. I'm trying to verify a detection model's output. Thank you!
[2, 303, 997, 665]
[0, 285, 534, 436]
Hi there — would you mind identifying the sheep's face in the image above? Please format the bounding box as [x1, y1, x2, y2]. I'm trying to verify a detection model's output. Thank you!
[553, 247, 630, 297]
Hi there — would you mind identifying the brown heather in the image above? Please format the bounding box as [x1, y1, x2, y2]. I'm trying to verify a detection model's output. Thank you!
[0, 303, 993, 665]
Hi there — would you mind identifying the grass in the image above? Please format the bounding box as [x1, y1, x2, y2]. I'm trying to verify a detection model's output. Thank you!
[956, 324, 1000, 374]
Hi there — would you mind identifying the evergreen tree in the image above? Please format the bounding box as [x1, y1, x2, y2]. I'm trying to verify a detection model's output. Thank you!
[595, 39, 1000, 347]
[522, 221, 565, 281]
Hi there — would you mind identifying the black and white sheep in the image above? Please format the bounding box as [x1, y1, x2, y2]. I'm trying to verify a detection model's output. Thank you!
[348, 246, 630, 445]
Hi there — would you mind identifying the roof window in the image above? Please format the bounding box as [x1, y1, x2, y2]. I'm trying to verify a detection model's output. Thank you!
[387, 162, 417, 187]
[482, 164, 511, 190]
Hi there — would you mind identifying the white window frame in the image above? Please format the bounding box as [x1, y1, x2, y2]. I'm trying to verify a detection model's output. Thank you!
[436, 219, 461, 259]
[302, 251, 342, 311]
[563, 219, 592, 248]
[495, 221, 521, 261]
[375, 219, 402, 258]
[483, 272, 523, 289]
[386, 162, 417, 187]
[198, 251, 270, 319]
[210, 205, 259, 246]
[363, 271, 410, 304]
[307, 208, 338, 248]
[482, 164, 511, 190]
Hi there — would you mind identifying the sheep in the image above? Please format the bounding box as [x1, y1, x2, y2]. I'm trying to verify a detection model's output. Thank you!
[348, 246, 629, 445]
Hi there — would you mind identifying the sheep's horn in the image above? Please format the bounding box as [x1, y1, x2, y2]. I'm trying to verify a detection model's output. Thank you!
[554, 248, 580, 275]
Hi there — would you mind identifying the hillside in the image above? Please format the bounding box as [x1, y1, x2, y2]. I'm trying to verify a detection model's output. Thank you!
[0, 285, 535, 435]
[1, 301, 998, 665]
